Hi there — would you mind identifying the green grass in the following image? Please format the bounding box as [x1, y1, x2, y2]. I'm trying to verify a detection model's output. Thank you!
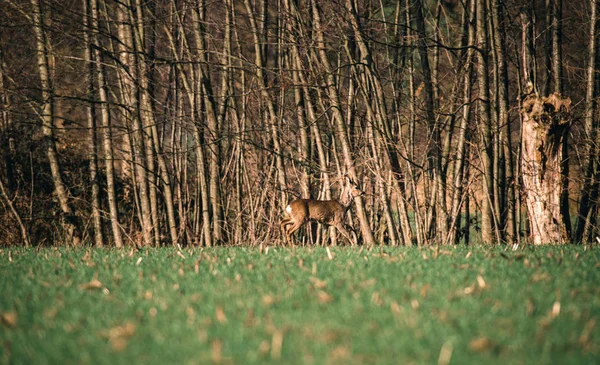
[1, 245, 599, 365]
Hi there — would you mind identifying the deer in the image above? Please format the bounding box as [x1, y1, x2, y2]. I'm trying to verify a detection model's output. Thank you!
[280, 177, 364, 245]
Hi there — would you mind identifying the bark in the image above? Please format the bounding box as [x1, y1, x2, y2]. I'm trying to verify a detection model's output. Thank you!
[243, 0, 287, 210]
[92, 0, 124, 247]
[447, 0, 475, 245]
[575, 0, 600, 243]
[138, 0, 179, 246]
[31, 0, 81, 246]
[413, 0, 444, 243]
[0, 47, 17, 207]
[0, 178, 30, 247]
[312, 1, 375, 246]
[491, 0, 517, 243]
[406, 0, 425, 245]
[164, 7, 213, 246]
[194, 0, 223, 243]
[131, 0, 160, 246]
[344, 0, 402, 245]
[83, 0, 104, 247]
[548, 0, 570, 237]
[286, 0, 333, 244]
[116, 1, 153, 246]
[476, 0, 495, 243]
[521, 93, 571, 244]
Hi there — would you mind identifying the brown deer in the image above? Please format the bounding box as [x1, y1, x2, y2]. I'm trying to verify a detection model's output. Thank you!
[280, 178, 364, 245]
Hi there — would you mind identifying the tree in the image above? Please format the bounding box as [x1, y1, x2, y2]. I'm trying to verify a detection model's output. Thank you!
[31, 0, 81, 246]
[575, 0, 600, 243]
[520, 92, 571, 244]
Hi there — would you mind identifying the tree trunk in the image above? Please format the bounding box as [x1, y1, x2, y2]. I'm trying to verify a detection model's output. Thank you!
[447, 0, 475, 245]
[491, 0, 517, 243]
[476, 0, 495, 243]
[92, 0, 124, 247]
[312, 1, 375, 246]
[194, 0, 223, 243]
[83, 0, 104, 247]
[116, 1, 153, 246]
[31, 0, 81, 246]
[575, 0, 600, 243]
[520, 93, 571, 244]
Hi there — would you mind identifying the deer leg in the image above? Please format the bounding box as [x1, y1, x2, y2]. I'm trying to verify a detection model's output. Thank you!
[286, 221, 306, 245]
[345, 224, 359, 245]
[334, 223, 356, 246]
[280, 218, 293, 245]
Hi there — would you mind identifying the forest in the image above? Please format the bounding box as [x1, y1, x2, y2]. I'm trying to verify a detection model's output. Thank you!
[0, 0, 598, 247]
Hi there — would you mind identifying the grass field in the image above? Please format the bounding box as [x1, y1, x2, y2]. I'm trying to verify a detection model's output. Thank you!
[1, 245, 599, 365]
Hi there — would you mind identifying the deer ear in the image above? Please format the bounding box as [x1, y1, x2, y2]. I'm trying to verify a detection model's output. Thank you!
[344, 174, 355, 185]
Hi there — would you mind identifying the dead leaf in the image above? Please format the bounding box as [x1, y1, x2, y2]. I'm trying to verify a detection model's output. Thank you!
[469, 337, 494, 352]
[211, 339, 222, 364]
[44, 307, 59, 320]
[360, 278, 376, 288]
[258, 340, 270, 356]
[82, 250, 92, 262]
[244, 309, 256, 327]
[464, 285, 475, 295]
[79, 278, 103, 290]
[271, 330, 283, 360]
[390, 301, 402, 316]
[579, 318, 596, 346]
[371, 292, 383, 306]
[317, 291, 333, 303]
[438, 341, 453, 365]
[532, 272, 550, 283]
[549, 301, 561, 319]
[105, 321, 136, 338]
[1, 312, 17, 328]
[101, 321, 136, 352]
[526, 299, 535, 316]
[215, 306, 227, 324]
[262, 295, 276, 306]
[329, 346, 350, 362]
[421, 283, 431, 298]
[476, 275, 486, 289]
[309, 277, 327, 289]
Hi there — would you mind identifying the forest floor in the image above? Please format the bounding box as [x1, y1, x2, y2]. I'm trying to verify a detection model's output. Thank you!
[0, 245, 599, 364]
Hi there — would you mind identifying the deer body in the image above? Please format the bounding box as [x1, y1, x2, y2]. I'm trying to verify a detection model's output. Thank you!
[280, 181, 363, 245]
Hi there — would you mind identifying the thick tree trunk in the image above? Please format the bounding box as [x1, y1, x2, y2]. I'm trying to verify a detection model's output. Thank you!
[520, 93, 571, 244]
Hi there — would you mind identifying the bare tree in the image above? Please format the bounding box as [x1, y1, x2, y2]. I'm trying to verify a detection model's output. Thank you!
[31, 0, 81, 246]
[575, 0, 600, 243]
[83, 0, 104, 247]
[91, 0, 123, 247]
